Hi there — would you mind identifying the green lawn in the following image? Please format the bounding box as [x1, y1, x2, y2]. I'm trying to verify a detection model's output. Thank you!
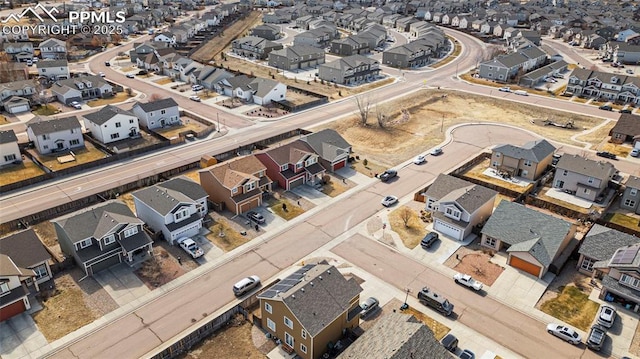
[540, 285, 599, 331]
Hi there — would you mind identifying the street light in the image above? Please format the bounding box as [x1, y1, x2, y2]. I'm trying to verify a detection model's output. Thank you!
[401, 288, 410, 310]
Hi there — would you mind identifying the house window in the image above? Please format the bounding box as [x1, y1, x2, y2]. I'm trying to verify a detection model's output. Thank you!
[245, 181, 256, 192]
[492, 161, 499, 167]
[231, 187, 238, 194]
[175, 208, 190, 222]
[111, 133, 120, 140]
[583, 188, 590, 195]
[33, 264, 48, 279]
[0, 282, 8, 294]
[285, 332, 294, 347]
[265, 302, 272, 314]
[78, 238, 92, 249]
[484, 237, 496, 247]
[521, 170, 528, 177]
[129, 119, 134, 124]
[4, 154, 16, 162]
[70, 139, 80, 146]
[300, 344, 307, 354]
[115, 122, 121, 128]
[296, 162, 303, 169]
[280, 164, 288, 171]
[70, 128, 75, 134]
[305, 157, 317, 166]
[104, 234, 115, 245]
[284, 316, 293, 329]
[620, 274, 640, 289]
[580, 257, 595, 272]
[523, 160, 532, 167]
[123, 226, 138, 238]
[161, 110, 166, 115]
[267, 318, 276, 331]
[631, 188, 638, 196]
[42, 134, 49, 140]
[301, 329, 306, 339]
[625, 199, 637, 207]
[495, 153, 501, 157]
[588, 177, 594, 184]
[562, 170, 568, 176]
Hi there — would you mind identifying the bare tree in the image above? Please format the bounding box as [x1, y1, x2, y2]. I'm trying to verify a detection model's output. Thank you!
[355, 95, 371, 126]
[0, 53, 22, 83]
[400, 207, 412, 227]
[375, 104, 389, 128]
[149, 93, 164, 101]
[545, 82, 552, 93]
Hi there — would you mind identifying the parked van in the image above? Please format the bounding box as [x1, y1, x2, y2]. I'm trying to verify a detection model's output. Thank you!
[514, 90, 528, 96]
[233, 275, 261, 296]
[417, 287, 454, 316]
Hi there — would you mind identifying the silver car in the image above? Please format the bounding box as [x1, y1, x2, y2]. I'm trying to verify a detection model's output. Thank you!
[597, 305, 616, 328]
[233, 275, 261, 296]
[546, 323, 582, 345]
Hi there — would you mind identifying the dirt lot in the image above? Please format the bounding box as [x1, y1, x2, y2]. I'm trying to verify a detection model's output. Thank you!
[462, 158, 534, 193]
[30, 142, 108, 172]
[388, 206, 427, 249]
[135, 243, 197, 290]
[205, 214, 256, 252]
[312, 90, 605, 167]
[191, 11, 262, 64]
[0, 158, 45, 186]
[444, 240, 505, 286]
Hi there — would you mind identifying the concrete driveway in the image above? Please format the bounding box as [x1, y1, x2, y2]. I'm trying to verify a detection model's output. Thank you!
[0, 312, 47, 359]
[93, 263, 150, 306]
[290, 185, 332, 206]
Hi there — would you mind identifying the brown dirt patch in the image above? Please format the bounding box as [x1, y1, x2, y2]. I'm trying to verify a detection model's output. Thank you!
[535, 259, 594, 309]
[388, 206, 427, 249]
[182, 315, 265, 359]
[205, 215, 255, 252]
[452, 253, 505, 286]
[0, 158, 46, 186]
[191, 11, 262, 63]
[134, 245, 191, 289]
[32, 221, 58, 247]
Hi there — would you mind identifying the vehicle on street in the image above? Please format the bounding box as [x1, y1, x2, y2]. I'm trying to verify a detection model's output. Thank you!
[105, 61, 111, 66]
[596, 151, 616, 159]
[137, 70, 148, 75]
[552, 74, 564, 79]
[189, 96, 201, 102]
[26, 60, 32, 66]
[546, 323, 582, 345]
[627, 69, 634, 74]
[498, 86, 511, 92]
[620, 108, 632, 114]
[414, 154, 426, 164]
[359, 297, 379, 318]
[246, 211, 266, 224]
[192, 84, 204, 91]
[597, 305, 616, 328]
[599, 105, 613, 111]
[631, 148, 640, 157]
[459, 349, 475, 359]
[70, 101, 82, 109]
[453, 273, 484, 291]
[176, 237, 204, 259]
[420, 232, 439, 249]
[514, 90, 528, 96]
[417, 287, 454, 316]
[441, 333, 458, 352]
[126, 74, 135, 78]
[430, 147, 443, 156]
[379, 169, 397, 182]
[586, 324, 606, 351]
[99, 72, 105, 77]
[381, 195, 398, 207]
[233, 275, 260, 296]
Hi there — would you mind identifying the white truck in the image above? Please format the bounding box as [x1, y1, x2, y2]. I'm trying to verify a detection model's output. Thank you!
[177, 237, 204, 259]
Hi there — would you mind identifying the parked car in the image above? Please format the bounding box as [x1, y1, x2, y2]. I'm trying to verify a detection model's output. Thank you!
[441, 333, 458, 352]
[414, 154, 426, 164]
[126, 74, 135, 79]
[192, 84, 204, 91]
[246, 211, 266, 224]
[137, 70, 148, 75]
[631, 148, 640, 157]
[586, 324, 606, 351]
[453, 273, 484, 291]
[232, 275, 261, 296]
[514, 90, 528, 96]
[596, 151, 616, 159]
[104, 61, 111, 66]
[69, 101, 82, 109]
[597, 305, 616, 328]
[420, 232, 439, 249]
[359, 297, 379, 318]
[546, 323, 582, 345]
[620, 108, 632, 114]
[418, 287, 454, 316]
[189, 96, 201, 102]
[381, 195, 398, 207]
[176, 237, 204, 259]
[98, 72, 105, 77]
[599, 105, 613, 111]
[430, 147, 443, 156]
[379, 169, 397, 182]
[626, 69, 634, 74]
[459, 350, 475, 359]
[552, 74, 564, 79]
[551, 153, 562, 166]
[498, 86, 511, 92]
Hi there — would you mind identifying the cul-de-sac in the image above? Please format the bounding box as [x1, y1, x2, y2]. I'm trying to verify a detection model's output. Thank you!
[0, 1, 639, 358]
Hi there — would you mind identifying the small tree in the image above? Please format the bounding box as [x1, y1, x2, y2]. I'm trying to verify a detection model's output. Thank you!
[149, 93, 164, 101]
[375, 104, 389, 128]
[400, 207, 412, 227]
[355, 95, 371, 126]
[363, 158, 368, 167]
[125, 87, 133, 96]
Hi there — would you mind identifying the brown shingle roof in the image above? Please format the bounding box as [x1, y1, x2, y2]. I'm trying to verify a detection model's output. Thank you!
[202, 155, 266, 189]
[611, 114, 640, 137]
[263, 140, 315, 166]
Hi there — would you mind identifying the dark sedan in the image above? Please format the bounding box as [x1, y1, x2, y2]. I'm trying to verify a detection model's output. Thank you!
[596, 151, 617, 160]
[379, 169, 397, 182]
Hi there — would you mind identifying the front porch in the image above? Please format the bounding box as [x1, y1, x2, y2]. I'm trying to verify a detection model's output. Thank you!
[118, 234, 154, 268]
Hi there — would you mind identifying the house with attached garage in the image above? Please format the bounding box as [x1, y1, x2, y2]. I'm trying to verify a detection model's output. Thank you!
[257, 262, 363, 359]
[577, 224, 640, 276]
[0, 253, 36, 322]
[481, 201, 576, 278]
[0, 130, 21, 166]
[199, 155, 273, 215]
[490, 139, 556, 181]
[38, 38, 67, 60]
[620, 176, 640, 214]
[82, 105, 140, 145]
[255, 140, 326, 190]
[317, 55, 380, 85]
[293, 28, 333, 48]
[0, 80, 36, 111]
[131, 98, 180, 130]
[36, 59, 70, 81]
[132, 176, 208, 244]
[423, 174, 497, 241]
[194, 66, 234, 91]
[218, 75, 287, 105]
[478, 52, 528, 82]
[251, 24, 282, 40]
[609, 113, 640, 145]
[26, 116, 84, 155]
[51, 75, 114, 105]
[231, 36, 283, 60]
[268, 45, 326, 71]
[2, 96, 31, 115]
[300, 129, 351, 172]
[2, 42, 33, 62]
[53, 200, 153, 276]
[552, 154, 617, 202]
[0, 229, 53, 295]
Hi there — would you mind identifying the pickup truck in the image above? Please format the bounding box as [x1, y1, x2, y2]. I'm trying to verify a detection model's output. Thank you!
[177, 237, 204, 259]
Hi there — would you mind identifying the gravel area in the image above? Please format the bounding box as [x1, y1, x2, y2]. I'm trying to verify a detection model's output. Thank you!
[206, 212, 259, 240]
[67, 267, 119, 316]
[251, 323, 276, 354]
[443, 240, 504, 286]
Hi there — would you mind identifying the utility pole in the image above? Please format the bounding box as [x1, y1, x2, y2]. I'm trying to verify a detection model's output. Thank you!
[217, 113, 220, 132]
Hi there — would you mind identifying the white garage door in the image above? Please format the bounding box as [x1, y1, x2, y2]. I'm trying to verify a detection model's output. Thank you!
[9, 105, 30, 113]
[635, 141, 640, 150]
[434, 220, 462, 240]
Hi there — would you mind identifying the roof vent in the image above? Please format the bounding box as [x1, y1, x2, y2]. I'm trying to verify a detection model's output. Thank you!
[310, 282, 314, 286]
[301, 288, 305, 292]
[292, 294, 295, 299]
[327, 270, 331, 274]
[319, 276, 323, 280]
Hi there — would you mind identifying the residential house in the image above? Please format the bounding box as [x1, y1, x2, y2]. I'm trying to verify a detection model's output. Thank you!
[2, 96, 31, 115]
[481, 201, 576, 278]
[251, 24, 282, 40]
[593, 242, 640, 312]
[552, 154, 617, 202]
[565, 68, 640, 104]
[51, 75, 114, 105]
[0, 80, 36, 109]
[255, 140, 326, 190]
[199, 155, 273, 214]
[53, 200, 153, 276]
[131, 98, 180, 130]
[396, 16, 418, 32]
[195, 66, 234, 91]
[519, 60, 569, 88]
[0, 254, 36, 321]
[218, 75, 287, 105]
[613, 42, 640, 65]
[257, 263, 362, 359]
[329, 36, 370, 56]
[231, 36, 283, 60]
[26, 116, 84, 155]
[578, 225, 640, 275]
[0, 229, 53, 292]
[268, 45, 325, 71]
[424, 174, 497, 241]
[38, 38, 67, 60]
[0, 130, 21, 166]
[132, 177, 208, 244]
[36, 59, 70, 81]
[609, 114, 640, 144]
[621, 176, 640, 214]
[336, 312, 452, 359]
[490, 139, 556, 181]
[478, 53, 528, 82]
[128, 41, 168, 63]
[82, 105, 140, 145]
[300, 129, 351, 172]
[154, 32, 177, 46]
[3, 42, 33, 62]
[318, 55, 380, 85]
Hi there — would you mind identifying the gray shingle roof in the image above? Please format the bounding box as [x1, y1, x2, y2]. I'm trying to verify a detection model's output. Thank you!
[0, 229, 51, 268]
[482, 201, 572, 267]
[611, 114, 640, 137]
[0, 129, 18, 144]
[83, 105, 135, 126]
[133, 176, 207, 215]
[133, 98, 179, 113]
[627, 176, 640, 189]
[27, 116, 81, 136]
[301, 129, 351, 161]
[579, 224, 640, 261]
[493, 139, 556, 163]
[424, 173, 498, 216]
[36, 59, 68, 69]
[556, 154, 616, 180]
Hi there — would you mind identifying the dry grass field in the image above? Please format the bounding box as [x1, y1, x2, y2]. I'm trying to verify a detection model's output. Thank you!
[191, 11, 262, 63]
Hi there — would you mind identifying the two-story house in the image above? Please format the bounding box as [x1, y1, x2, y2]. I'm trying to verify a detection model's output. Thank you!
[621, 176, 640, 214]
[609, 113, 640, 145]
[481, 201, 576, 278]
[0, 80, 36, 109]
[491, 139, 556, 181]
[199, 155, 273, 215]
[36, 59, 70, 81]
[128, 41, 168, 63]
[132, 177, 208, 245]
[257, 263, 362, 359]
[382, 41, 433, 69]
[3, 42, 33, 62]
[51, 75, 114, 105]
[318, 55, 380, 85]
[52, 200, 153, 276]
[255, 141, 326, 190]
[596, 243, 640, 312]
[26, 116, 84, 155]
[0, 130, 21, 167]
[218, 75, 287, 105]
[423, 174, 498, 241]
[0, 254, 36, 321]
[231, 36, 283, 60]
[0, 229, 53, 295]
[83, 105, 140, 145]
[552, 154, 617, 202]
[131, 98, 180, 130]
[478, 52, 528, 82]
[251, 24, 282, 40]
[293, 28, 333, 48]
[329, 36, 370, 56]
[577, 224, 639, 276]
[300, 129, 351, 172]
[268, 45, 326, 71]
[38, 38, 67, 60]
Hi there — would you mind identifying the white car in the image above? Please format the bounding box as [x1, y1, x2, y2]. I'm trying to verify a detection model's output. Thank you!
[176, 237, 204, 259]
[453, 273, 483, 291]
[126, 74, 135, 79]
[431, 148, 443, 156]
[498, 86, 511, 92]
[631, 148, 640, 157]
[98, 72, 105, 77]
[189, 96, 201, 102]
[414, 155, 426, 164]
[381, 195, 398, 207]
[70, 101, 82, 109]
[233, 275, 261, 296]
[546, 323, 582, 345]
[596, 305, 616, 328]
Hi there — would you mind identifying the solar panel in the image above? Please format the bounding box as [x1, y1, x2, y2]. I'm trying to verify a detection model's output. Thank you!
[258, 264, 318, 299]
[611, 245, 640, 265]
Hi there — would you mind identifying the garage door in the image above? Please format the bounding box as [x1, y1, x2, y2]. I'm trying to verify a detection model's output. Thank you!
[333, 160, 346, 171]
[0, 299, 26, 321]
[87, 254, 121, 276]
[8, 105, 30, 114]
[434, 220, 462, 240]
[238, 197, 260, 214]
[509, 256, 542, 277]
[288, 177, 305, 190]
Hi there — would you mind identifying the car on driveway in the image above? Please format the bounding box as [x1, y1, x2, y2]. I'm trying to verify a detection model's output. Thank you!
[596, 151, 616, 159]
[459, 349, 475, 359]
[453, 273, 484, 291]
[126, 74, 135, 79]
[599, 105, 613, 111]
[631, 148, 640, 157]
[379, 169, 397, 182]
[246, 211, 266, 224]
[233, 275, 260, 296]
[546, 323, 582, 345]
[70, 101, 82, 109]
[359, 297, 379, 318]
[586, 324, 606, 351]
[430, 147, 443, 156]
[381, 195, 398, 207]
[498, 86, 511, 92]
[414, 154, 426, 164]
[441, 333, 458, 352]
[189, 96, 201, 102]
[176, 237, 204, 259]
[597, 305, 616, 328]
[420, 232, 439, 249]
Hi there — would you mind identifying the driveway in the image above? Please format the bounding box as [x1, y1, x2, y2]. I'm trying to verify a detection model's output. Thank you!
[93, 263, 150, 306]
[290, 185, 332, 206]
[0, 311, 48, 359]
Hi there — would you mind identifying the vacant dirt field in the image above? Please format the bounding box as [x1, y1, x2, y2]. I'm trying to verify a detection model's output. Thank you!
[135, 244, 193, 290]
[444, 241, 505, 286]
[191, 11, 262, 64]
[182, 315, 266, 359]
[313, 90, 605, 167]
